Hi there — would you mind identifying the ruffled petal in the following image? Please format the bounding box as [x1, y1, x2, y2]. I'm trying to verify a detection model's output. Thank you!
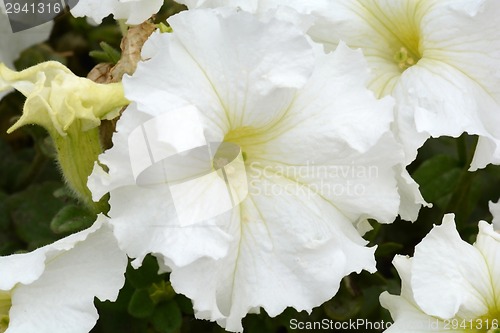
[1, 215, 127, 333]
[380, 256, 447, 333]
[411, 214, 491, 320]
[71, 0, 163, 24]
[0, 62, 127, 136]
[171, 177, 376, 332]
[125, 8, 315, 132]
[474, 221, 500, 310]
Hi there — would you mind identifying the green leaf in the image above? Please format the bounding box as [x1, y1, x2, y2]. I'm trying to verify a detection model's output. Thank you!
[157, 22, 173, 33]
[0, 137, 32, 192]
[126, 255, 164, 289]
[0, 192, 9, 230]
[89, 42, 121, 64]
[6, 181, 64, 249]
[149, 280, 176, 304]
[323, 279, 363, 321]
[0, 191, 22, 256]
[151, 300, 182, 333]
[412, 154, 462, 208]
[50, 204, 96, 234]
[175, 294, 193, 315]
[128, 289, 155, 319]
[375, 242, 404, 257]
[14, 44, 67, 71]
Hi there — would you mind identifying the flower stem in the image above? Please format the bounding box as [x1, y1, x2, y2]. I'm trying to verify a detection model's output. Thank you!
[53, 124, 108, 214]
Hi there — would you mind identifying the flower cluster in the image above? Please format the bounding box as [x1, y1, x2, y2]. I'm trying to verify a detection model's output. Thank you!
[0, 0, 499, 332]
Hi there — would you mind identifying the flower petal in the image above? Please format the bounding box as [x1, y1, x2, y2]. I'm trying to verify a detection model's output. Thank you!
[474, 220, 500, 310]
[171, 177, 376, 332]
[244, 43, 403, 223]
[71, 0, 163, 24]
[394, 59, 500, 168]
[107, 184, 234, 268]
[0, 61, 127, 136]
[1, 215, 127, 333]
[125, 8, 315, 132]
[411, 214, 491, 319]
[380, 256, 446, 333]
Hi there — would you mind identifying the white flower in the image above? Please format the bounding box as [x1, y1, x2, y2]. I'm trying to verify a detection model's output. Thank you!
[0, 5, 53, 99]
[71, 0, 163, 25]
[0, 215, 127, 333]
[89, 8, 405, 331]
[380, 214, 500, 333]
[173, 0, 430, 221]
[302, 0, 500, 171]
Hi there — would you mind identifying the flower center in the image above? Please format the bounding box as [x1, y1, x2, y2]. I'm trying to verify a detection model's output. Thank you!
[0, 291, 11, 333]
[223, 126, 260, 162]
[361, 1, 423, 72]
[393, 46, 419, 71]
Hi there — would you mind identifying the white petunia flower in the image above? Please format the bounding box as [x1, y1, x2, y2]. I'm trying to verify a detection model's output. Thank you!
[303, 0, 500, 171]
[0, 4, 53, 99]
[173, 0, 429, 222]
[0, 215, 127, 333]
[71, 0, 163, 25]
[89, 8, 405, 331]
[380, 214, 500, 333]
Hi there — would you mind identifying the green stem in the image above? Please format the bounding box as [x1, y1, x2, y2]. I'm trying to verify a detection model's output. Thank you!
[53, 124, 107, 214]
[117, 19, 129, 37]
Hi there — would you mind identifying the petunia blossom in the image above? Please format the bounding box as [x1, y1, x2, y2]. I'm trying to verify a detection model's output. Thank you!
[0, 215, 127, 333]
[0, 61, 127, 136]
[380, 214, 500, 333]
[0, 61, 129, 209]
[302, 0, 500, 171]
[173, 0, 430, 222]
[71, 0, 164, 25]
[89, 8, 405, 332]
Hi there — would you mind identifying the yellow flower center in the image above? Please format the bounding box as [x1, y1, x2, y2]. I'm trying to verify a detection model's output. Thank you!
[393, 46, 419, 71]
[223, 126, 258, 163]
[0, 291, 11, 333]
[357, 1, 423, 71]
[340, 1, 431, 97]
